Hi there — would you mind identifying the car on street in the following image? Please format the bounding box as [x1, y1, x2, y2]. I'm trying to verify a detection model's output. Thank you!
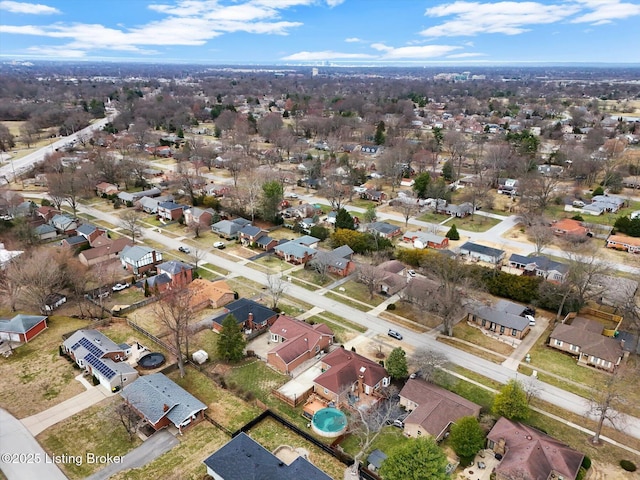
[213, 241, 226, 249]
[178, 246, 190, 253]
[388, 329, 403, 340]
[287, 192, 299, 199]
[112, 283, 130, 292]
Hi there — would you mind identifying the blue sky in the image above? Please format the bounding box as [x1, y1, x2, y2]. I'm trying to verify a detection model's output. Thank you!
[1, 0, 639, 64]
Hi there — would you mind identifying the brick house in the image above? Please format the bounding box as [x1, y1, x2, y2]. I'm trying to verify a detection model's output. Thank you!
[267, 315, 334, 374]
[187, 279, 235, 311]
[403, 231, 449, 249]
[210, 298, 277, 334]
[0, 314, 48, 343]
[466, 300, 531, 340]
[157, 201, 185, 221]
[119, 245, 163, 276]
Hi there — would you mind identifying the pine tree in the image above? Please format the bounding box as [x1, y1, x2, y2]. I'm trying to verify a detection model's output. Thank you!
[335, 208, 355, 230]
[386, 347, 408, 379]
[446, 224, 460, 240]
[217, 314, 247, 363]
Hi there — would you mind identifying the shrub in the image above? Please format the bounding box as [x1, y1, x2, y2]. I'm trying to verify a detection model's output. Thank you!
[620, 460, 636, 472]
[592, 186, 605, 196]
[571, 214, 584, 221]
[581, 456, 591, 470]
[92, 375, 100, 386]
[386, 303, 396, 310]
[576, 466, 587, 480]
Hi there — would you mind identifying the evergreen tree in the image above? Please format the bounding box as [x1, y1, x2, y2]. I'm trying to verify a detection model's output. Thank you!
[446, 224, 460, 240]
[493, 379, 530, 421]
[374, 121, 386, 145]
[143, 280, 150, 297]
[386, 347, 408, 379]
[217, 314, 247, 363]
[413, 172, 431, 198]
[442, 159, 455, 182]
[335, 208, 355, 230]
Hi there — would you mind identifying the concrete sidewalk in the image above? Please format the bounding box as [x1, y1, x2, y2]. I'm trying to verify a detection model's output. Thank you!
[21, 386, 112, 436]
[501, 317, 550, 370]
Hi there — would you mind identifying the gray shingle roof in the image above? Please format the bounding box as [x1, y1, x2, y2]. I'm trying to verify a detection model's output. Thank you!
[460, 241, 505, 259]
[157, 260, 193, 275]
[120, 245, 155, 262]
[0, 314, 47, 334]
[120, 373, 206, 426]
[468, 302, 529, 331]
[274, 241, 317, 259]
[240, 225, 262, 237]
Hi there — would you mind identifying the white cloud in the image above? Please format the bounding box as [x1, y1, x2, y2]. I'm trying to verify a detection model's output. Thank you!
[376, 44, 461, 59]
[345, 37, 363, 43]
[571, 0, 640, 23]
[421, 1, 579, 36]
[282, 50, 375, 60]
[446, 52, 487, 58]
[0, 0, 59, 14]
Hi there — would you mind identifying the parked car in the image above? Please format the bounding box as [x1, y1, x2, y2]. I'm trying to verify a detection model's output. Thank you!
[178, 246, 190, 253]
[388, 329, 403, 340]
[407, 269, 416, 277]
[213, 241, 226, 249]
[112, 283, 130, 292]
[572, 200, 585, 208]
[525, 314, 536, 326]
[287, 192, 299, 199]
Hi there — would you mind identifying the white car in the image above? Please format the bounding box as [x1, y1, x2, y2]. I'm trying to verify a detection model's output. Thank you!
[525, 314, 536, 326]
[213, 241, 226, 249]
[112, 283, 130, 292]
[287, 192, 299, 199]
[407, 269, 416, 277]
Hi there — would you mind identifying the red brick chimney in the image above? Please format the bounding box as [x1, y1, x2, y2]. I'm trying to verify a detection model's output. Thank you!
[248, 312, 254, 329]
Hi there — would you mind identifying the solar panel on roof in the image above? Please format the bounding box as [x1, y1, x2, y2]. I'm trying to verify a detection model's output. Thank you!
[78, 337, 104, 357]
[85, 353, 116, 379]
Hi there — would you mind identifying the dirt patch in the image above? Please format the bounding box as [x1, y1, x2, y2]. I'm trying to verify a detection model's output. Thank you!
[589, 460, 639, 480]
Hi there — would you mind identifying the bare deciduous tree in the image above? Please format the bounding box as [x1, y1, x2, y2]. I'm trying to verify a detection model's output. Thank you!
[411, 348, 449, 383]
[266, 273, 287, 310]
[527, 223, 554, 256]
[154, 288, 193, 378]
[356, 263, 386, 300]
[120, 210, 144, 243]
[588, 365, 629, 445]
[113, 402, 142, 442]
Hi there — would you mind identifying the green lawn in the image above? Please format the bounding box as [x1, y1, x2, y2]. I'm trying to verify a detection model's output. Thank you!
[324, 292, 371, 311]
[330, 280, 383, 307]
[451, 322, 515, 356]
[306, 316, 356, 345]
[340, 425, 411, 458]
[452, 214, 501, 232]
[290, 267, 336, 287]
[315, 311, 367, 333]
[223, 359, 289, 403]
[253, 255, 289, 272]
[544, 200, 640, 227]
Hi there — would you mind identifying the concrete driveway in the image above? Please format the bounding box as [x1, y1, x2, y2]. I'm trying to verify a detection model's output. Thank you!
[0, 408, 67, 480]
[85, 429, 178, 480]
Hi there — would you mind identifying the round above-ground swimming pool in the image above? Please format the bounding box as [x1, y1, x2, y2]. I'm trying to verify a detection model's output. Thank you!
[311, 407, 347, 438]
[138, 352, 166, 369]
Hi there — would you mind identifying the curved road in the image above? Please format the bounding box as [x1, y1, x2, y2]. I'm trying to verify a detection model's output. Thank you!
[70, 201, 640, 443]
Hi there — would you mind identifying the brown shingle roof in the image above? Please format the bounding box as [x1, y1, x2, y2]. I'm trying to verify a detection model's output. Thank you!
[550, 318, 624, 363]
[187, 279, 234, 309]
[488, 417, 584, 480]
[314, 348, 387, 394]
[400, 379, 481, 438]
[79, 237, 133, 260]
[269, 315, 333, 365]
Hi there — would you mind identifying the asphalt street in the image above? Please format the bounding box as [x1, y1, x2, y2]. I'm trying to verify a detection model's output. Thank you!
[72, 201, 640, 442]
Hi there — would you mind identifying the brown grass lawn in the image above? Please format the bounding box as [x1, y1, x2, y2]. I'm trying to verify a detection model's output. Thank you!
[382, 300, 443, 328]
[0, 315, 91, 418]
[330, 280, 384, 307]
[290, 267, 335, 287]
[437, 337, 506, 364]
[37, 397, 141, 480]
[451, 322, 516, 356]
[168, 367, 261, 432]
[248, 418, 346, 480]
[109, 421, 229, 480]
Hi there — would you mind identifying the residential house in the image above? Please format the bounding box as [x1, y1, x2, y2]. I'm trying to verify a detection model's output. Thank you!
[61, 235, 89, 250]
[34, 224, 57, 241]
[267, 315, 334, 374]
[140, 260, 194, 292]
[121, 373, 206, 434]
[507, 254, 569, 282]
[606, 234, 640, 254]
[211, 218, 250, 240]
[183, 206, 216, 227]
[294, 235, 321, 249]
[62, 329, 137, 391]
[537, 164, 564, 176]
[439, 202, 474, 218]
[360, 145, 381, 155]
[487, 417, 584, 480]
[210, 298, 278, 334]
[399, 379, 481, 440]
[365, 222, 402, 239]
[117, 187, 161, 204]
[313, 348, 390, 406]
[403, 231, 449, 249]
[459, 241, 505, 264]
[360, 189, 387, 203]
[0, 314, 48, 343]
[119, 245, 163, 275]
[591, 194, 625, 213]
[202, 432, 332, 480]
[549, 315, 626, 372]
[49, 214, 78, 235]
[157, 201, 185, 221]
[466, 300, 531, 340]
[187, 279, 235, 311]
[76, 224, 107, 245]
[255, 235, 279, 251]
[137, 196, 160, 214]
[274, 241, 317, 265]
[95, 182, 119, 196]
[552, 218, 589, 236]
[35, 206, 60, 223]
[78, 237, 133, 266]
[311, 245, 355, 277]
[239, 225, 265, 246]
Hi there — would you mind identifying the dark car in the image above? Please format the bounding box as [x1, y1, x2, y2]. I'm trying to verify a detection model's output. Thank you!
[388, 329, 403, 340]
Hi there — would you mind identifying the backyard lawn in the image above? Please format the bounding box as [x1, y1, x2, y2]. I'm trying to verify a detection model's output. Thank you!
[37, 397, 141, 480]
[248, 418, 347, 480]
[223, 359, 289, 404]
[0, 314, 91, 418]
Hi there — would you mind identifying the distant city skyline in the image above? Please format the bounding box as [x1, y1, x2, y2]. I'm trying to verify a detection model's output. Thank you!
[1, 0, 639, 65]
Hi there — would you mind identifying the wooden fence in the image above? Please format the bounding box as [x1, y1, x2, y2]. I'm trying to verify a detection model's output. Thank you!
[127, 319, 177, 355]
[270, 386, 313, 407]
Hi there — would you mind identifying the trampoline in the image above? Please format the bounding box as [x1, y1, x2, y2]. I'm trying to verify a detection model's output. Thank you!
[138, 352, 166, 369]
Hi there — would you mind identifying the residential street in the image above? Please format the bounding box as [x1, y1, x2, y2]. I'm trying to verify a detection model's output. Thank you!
[69, 201, 640, 443]
[0, 408, 67, 480]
